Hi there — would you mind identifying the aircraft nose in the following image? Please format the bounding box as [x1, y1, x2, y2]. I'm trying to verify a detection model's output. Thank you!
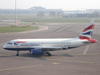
[3, 45, 6, 49]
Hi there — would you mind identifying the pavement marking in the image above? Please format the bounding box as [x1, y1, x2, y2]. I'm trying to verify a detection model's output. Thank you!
[73, 53, 100, 56]
[0, 54, 14, 57]
[0, 65, 43, 72]
[83, 45, 90, 54]
[52, 62, 60, 65]
[1, 52, 100, 58]
[47, 59, 92, 64]
[54, 25, 71, 33]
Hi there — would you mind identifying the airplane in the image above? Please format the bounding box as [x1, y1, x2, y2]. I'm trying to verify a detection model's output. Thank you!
[3, 22, 97, 56]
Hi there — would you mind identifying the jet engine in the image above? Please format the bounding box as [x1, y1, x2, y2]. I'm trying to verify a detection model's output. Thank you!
[31, 49, 44, 55]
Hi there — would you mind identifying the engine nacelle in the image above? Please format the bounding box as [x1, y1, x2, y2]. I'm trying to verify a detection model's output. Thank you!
[31, 49, 44, 55]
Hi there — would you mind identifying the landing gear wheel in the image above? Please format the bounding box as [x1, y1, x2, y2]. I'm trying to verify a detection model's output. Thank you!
[47, 52, 51, 56]
[16, 54, 19, 56]
[48, 53, 51, 56]
[29, 50, 31, 52]
[16, 50, 19, 56]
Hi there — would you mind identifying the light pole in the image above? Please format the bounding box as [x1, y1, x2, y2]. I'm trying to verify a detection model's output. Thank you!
[15, 0, 17, 27]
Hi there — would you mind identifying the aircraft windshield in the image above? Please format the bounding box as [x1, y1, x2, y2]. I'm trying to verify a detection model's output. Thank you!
[7, 42, 12, 44]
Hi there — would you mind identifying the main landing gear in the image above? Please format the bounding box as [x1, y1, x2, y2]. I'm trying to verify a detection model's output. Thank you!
[47, 52, 51, 56]
[16, 50, 52, 56]
[16, 50, 19, 56]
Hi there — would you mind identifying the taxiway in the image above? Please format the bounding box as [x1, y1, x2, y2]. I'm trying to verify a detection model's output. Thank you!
[0, 22, 100, 75]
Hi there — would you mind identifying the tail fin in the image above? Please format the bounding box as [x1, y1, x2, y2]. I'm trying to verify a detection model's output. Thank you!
[79, 22, 94, 40]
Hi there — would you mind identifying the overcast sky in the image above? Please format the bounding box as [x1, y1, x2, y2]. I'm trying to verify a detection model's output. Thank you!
[0, 0, 100, 10]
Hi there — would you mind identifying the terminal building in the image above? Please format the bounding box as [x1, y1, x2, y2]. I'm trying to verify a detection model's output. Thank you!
[0, 6, 100, 17]
[64, 9, 100, 18]
[0, 6, 63, 15]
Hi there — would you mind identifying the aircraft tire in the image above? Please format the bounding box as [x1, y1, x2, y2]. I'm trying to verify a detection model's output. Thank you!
[48, 54, 51, 56]
[47, 52, 51, 56]
[16, 54, 19, 56]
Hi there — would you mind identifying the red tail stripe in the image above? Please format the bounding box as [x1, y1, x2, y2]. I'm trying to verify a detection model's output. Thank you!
[79, 36, 89, 40]
[83, 25, 94, 32]
[79, 36, 97, 43]
[88, 39, 97, 43]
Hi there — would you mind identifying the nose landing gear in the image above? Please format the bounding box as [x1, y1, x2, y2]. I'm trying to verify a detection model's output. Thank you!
[16, 50, 19, 56]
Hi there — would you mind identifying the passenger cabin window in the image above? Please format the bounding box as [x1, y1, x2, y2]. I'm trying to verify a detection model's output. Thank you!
[7, 42, 12, 45]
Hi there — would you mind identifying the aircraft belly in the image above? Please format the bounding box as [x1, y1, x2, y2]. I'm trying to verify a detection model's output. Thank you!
[4, 48, 34, 51]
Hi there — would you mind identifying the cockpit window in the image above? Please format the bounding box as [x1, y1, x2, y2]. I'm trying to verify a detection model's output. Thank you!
[7, 42, 12, 44]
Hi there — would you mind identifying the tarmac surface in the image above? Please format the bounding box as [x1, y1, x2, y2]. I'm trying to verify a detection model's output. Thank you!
[0, 21, 100, 75]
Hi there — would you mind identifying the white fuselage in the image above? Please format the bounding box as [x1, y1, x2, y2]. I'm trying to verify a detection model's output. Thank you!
[3, 38, 89, 51]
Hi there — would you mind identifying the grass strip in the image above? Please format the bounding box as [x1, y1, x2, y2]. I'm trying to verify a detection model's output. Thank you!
[0, 26, 39, 33]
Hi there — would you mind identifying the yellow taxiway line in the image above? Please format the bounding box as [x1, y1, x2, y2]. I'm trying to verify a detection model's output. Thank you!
[52, 62, 60, 65]
[0, 65, 43, 72]
[47, 59, 93, 64]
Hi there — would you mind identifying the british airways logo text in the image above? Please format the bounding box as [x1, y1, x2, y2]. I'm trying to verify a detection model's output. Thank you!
[21, 43, 40, 46]
[14, 41, 26, 45]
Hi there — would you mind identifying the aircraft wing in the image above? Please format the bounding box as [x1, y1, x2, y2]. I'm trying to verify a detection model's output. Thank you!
[40, 47, 63, 51]
[41, 47, 62, 49]
[40, 46, 68, 51]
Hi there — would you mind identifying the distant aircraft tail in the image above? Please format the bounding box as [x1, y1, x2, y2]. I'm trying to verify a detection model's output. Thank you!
[79, 22, 94, 40]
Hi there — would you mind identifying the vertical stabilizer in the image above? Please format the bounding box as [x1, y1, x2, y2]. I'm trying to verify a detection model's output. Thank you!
[79, 22, 94, 39]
